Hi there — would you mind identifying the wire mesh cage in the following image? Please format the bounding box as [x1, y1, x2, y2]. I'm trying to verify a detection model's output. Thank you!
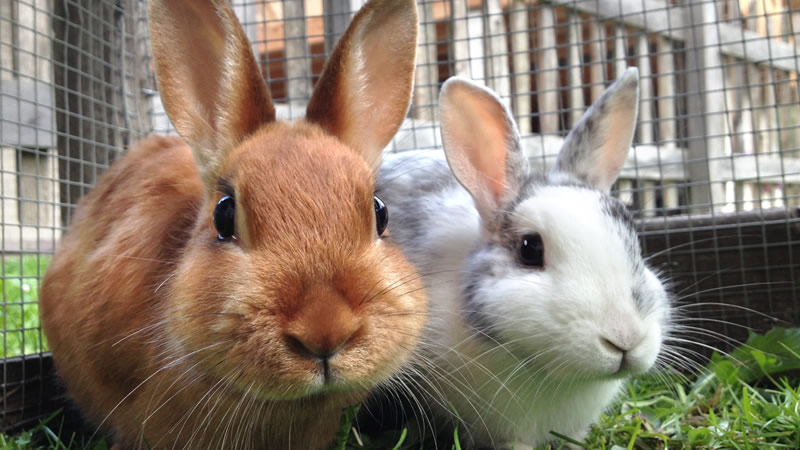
[1, 0, 799, 432]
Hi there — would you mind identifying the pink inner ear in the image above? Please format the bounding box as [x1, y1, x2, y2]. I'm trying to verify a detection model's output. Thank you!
[449, 86, 511, 204]
[594, 104, 635, 190]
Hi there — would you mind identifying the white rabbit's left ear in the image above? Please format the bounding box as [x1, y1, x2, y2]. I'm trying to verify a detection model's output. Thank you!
[439, 77, 527, 220]
[553, 67, 639, 192]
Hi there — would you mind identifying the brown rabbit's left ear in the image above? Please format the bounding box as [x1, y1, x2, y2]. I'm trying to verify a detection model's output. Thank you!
[305, 0, 418, 171]
[149, 0, 275, 185]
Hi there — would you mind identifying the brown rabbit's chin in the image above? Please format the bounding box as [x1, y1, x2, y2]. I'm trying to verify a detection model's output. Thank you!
[208, 359, 386, 403]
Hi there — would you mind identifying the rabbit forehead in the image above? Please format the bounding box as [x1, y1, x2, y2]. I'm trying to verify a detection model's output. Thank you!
[229, 122, 376, 251]
[510, 185, 638, 265]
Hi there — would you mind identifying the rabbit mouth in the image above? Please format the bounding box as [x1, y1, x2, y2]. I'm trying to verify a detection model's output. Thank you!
[233, 374, 368, 402]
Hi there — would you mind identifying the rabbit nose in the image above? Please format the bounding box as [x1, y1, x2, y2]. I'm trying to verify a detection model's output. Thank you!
[286, 333, 352, 361]
[285, 283, 362, 361]
[599, 327, 645, 355]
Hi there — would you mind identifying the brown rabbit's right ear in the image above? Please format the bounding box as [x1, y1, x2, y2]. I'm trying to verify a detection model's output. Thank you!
[305, 0, 418, 172]
[149, 0, 275, 184]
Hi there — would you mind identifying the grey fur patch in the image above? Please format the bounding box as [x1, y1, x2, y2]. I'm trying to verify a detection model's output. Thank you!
[462, 246, 506, 343]
[376, 155, 459, 247]
[556, 99, 610, 174]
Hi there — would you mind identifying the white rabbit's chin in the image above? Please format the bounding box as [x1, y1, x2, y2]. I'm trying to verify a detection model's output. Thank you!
[494, 321, 661, 382]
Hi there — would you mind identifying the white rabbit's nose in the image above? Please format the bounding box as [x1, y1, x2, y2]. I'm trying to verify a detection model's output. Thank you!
[599, 329, 645, 354]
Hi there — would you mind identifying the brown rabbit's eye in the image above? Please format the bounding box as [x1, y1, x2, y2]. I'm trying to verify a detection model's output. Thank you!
[519, 233, 544, 268]
[214, 195, 236, 241]
[374, 196, 388, 237]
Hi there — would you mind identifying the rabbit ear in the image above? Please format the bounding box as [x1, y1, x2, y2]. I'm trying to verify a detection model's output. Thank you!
[149, 0, 275, 184]
[439, 77, 527, 220]
[305, 0, 417, 172]
[553, 67, 639, 192]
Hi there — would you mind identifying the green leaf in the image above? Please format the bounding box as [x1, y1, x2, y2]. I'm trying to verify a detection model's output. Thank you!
[750, 349, 767, 369]
[687, 428, 712, 446]
[335, 404, 361, 450]
[707, 328, 800, 384]
[390, 428, 407, 450]
[760, 402, 781, 420]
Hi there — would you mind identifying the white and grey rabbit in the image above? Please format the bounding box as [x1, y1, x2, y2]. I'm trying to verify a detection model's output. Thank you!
[376, 68, 672, 447]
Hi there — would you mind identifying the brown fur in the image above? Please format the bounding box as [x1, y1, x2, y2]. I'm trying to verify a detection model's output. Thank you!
[39, 1, 423, 448]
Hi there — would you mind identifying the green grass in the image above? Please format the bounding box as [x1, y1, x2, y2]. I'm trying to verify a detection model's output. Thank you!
[1, 255, 51, 358]
[0, 409, 108, 450]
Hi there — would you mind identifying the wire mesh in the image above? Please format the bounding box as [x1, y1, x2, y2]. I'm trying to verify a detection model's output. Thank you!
[0, 0, 798, 431]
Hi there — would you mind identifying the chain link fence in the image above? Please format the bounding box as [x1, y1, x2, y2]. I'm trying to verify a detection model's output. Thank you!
[1, 0, 798, 431]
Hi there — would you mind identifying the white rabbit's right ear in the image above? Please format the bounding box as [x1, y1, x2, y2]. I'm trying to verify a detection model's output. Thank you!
[149, 0, 275, 185]
[439, 77, 527, 220]
[553, 67, 639, 192]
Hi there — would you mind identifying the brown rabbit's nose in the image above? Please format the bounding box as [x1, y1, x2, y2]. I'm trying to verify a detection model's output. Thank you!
[285, 283, 361, 360]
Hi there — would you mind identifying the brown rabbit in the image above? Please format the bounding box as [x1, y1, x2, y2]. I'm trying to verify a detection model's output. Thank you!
[38, 0, 425, 448]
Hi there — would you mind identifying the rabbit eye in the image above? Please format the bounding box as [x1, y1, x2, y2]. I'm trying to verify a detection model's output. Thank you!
[519, 233, 544, 268]
[214, 196, 236, 241]
[374, 196, 389, 237]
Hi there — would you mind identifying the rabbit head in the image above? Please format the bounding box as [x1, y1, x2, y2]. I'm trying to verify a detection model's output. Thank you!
[148, 0, 425, 401]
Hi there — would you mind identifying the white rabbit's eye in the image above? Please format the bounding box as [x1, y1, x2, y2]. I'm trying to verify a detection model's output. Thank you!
[374, 196, 389, 236]
[519, 233, 544, 268]
[214, 195, 236, 241]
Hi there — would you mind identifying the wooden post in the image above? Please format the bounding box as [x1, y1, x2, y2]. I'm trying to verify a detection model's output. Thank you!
[736, 181, 757, 211]
[415, 1, 439, 121]
[763, 67, 779, 157]
[684, 1, 727, 213]
[656, 37, 676, 144]
[743, 1, 766, 209]
[0, 2, 11, 74]
[587, 19, 606, 102]
[752, 67, 769, 161]
[642, 180, 656, 216]
[663, 182, 680, 210]
[614, 24, 628, 78]
[567, 12, 585, 128]
[618, 179, 634, 206]
[484, 0, 511, 102]
[731, 59, 757, 209]
[636, 34, 654, 144]
[283, 0, 311, 104]
[451, 0, 471, 77]
[451, 4, 486, 83]
[510, 1, 532, 134]
[536, 5, 559, 134]
[323, 0, 361, 56]
[776, 71, 796, 152]
[232, 2, 260, 50]
[773, 184, 785, 208]
[467, 9, 486, 83]
[744, 65, 760, 156]
[761, 184, 774, 209]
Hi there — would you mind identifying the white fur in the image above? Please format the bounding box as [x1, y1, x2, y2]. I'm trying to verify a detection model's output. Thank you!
[377, 71, 670, 447]
[381, 152, 669, 446]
